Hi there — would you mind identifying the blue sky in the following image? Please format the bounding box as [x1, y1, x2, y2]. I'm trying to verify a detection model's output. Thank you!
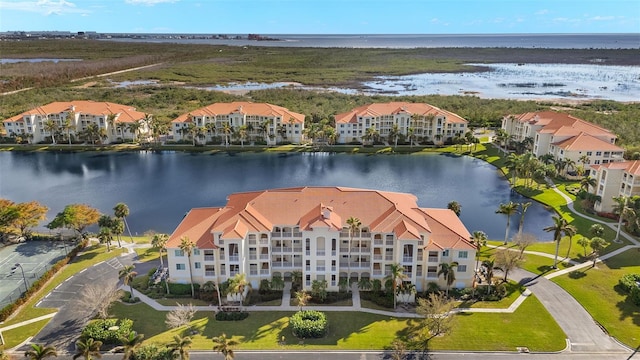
[1, 0, 639, 34]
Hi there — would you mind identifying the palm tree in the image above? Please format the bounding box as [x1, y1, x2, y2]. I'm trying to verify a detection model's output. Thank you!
[447, 201, 461, 216]
[589, 237, 609, 267]
[346, 216, 361, 289]
[229, 272, 251, 305]
[580, 176, 597, 193]
[470, 231, 487, 271]
[612, 195, 629, 242]
[589, 223, 605, 238]
[238, 125, 248, 147]
[294, 290, 311, 311]
[118, 331, 144, 360]
[179, 236, 196, 298]
[25, 343, 58, 360]
[127, 122, 141, 142]
[113, 203, 133, 243]
[97, 226, 113, 252]
[110, 218, 125, 248]
[563, 223, 578, 260]
[577, 237, 591, 257]
[543, 215, 573, 268]
[151, 233, 169, 268]
[481, 259, 496, 294]
[221, 123, 233, 147]
[496, 202, 519, 244]
[437, 262, 459, 297]
[118, 265, 138, 296]
[385, 263, 406, 309]
[116, 122, 128, 141]
[43, 119, 58, 144]
[60, 118, 73, 145]
[168, 335, 192, 360]
[518, 202, 532, 236]
[212, 333, 239, 360]
[579, 154, 590, 166]
[73, 338, 102, 360]
[389, 124, 400, 147]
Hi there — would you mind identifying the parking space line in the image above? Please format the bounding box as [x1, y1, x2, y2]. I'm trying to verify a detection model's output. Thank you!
[55, 284, 62, 290]
[79, 269, 87, 273]
[36, 300, 42, 307]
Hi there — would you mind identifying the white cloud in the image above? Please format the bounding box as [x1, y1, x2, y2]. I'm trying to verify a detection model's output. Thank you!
[0, 0, 88, 15]
[590, 16, 615, 21]
[125, 0, 179, 5]
[535, 9, 549, 15]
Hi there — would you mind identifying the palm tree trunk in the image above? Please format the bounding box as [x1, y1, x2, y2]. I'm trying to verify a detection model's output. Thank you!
[159, 249, 164, 267]
[553, 239, 561, 268]
[124, 218, 134, 242]
[565, 236, 573, 260]
[187, 255, 195, 298]
[504, 218, 510, 245]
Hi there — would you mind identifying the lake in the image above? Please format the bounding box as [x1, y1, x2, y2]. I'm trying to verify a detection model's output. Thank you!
[0, 151, 555, 241]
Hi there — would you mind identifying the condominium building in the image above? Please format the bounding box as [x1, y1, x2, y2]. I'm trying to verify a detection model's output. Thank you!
[334, 102, 468, 145]
[590, 160, 640, 213]
[171, 102, 305, 145]
[166, 187, 475, 293]
[502, 111, 624, 171]
[2, 101, 150, 144]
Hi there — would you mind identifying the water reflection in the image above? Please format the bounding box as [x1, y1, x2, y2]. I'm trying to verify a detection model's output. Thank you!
[1, 152, 555, 240]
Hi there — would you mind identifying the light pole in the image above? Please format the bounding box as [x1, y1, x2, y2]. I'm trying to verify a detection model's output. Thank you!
[11, 263, 28, 293]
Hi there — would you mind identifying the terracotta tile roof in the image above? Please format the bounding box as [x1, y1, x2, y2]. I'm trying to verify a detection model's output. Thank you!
[335, 102, 467, 124]
[597, 160, 640, 176]
[167, 187, 473, 250]
[172, 101, 305, 124]
[510, 111, 615, 138]
[553, 132, 623, 152]
[2, 101, 147, 124]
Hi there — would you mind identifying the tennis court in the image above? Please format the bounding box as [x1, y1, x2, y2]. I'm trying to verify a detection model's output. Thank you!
[0, 241, 68, 308]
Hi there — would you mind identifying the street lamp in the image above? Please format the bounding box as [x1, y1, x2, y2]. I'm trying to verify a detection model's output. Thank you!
[11, 263, 28, 293]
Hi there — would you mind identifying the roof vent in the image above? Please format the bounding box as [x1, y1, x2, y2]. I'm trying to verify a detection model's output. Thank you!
[322, 207, 331, 219]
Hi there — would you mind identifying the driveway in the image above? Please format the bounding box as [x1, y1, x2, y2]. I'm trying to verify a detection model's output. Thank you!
[510, 268, 628, 353]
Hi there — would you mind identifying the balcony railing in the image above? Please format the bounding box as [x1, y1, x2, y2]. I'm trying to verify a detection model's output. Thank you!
[427, 272, 437, 278]
[339, 232, 372, 238]
[205, 271, 215, 276]
[249, 254, 257, 260]
[385, 240, 394, 246]
[339, 261, 371, 268]
[373, 270, 382, 276]
[250, 270, 258, 275]
[259, 239, 268, 245]
[428, 256, 438, 263]
[316, 250, 326, 256]
[316, 266, 326, 271]
[385, 255, 393, 261]
[260, 254, 269, 260]
[402, 256, 413, 263]
[260, 269, 269, 275]
[230, 270, 239, 276]
[331, 266, 336, 271]
[374, 239, 383, 245]
[229, 255, 239, 262]
[373, 254, 383, 260]
[204, 255, 215, 261]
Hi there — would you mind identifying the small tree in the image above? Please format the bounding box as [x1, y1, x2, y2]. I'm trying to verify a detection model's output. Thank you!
[494, 250, 522, 281]
[118, 331, 144, 360]
[212, 333, 239, 360]
[271, 274, 285, 291]
[310, 279, 328, 303]
[168, 335, 192, 360]
[77, 282, 121, 319]
[165, 303, 197, 329]
[24, 343, 58, 360]
[118, 265, 138, 296]
[589, 237, 609, 267]
[74, 338, 102, 360]
[294, 290, 311, 311]
[447, 201, 461, 216]
[513, 233, 536, 257]
[415, 293, 457, 352]
[577, 237, 591, 257]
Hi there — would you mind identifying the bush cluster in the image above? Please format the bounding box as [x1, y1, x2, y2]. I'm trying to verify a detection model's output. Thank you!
[120, 291, 140, 304]
[309, 291, 350, 304]
[167, 282, 200, 296]
[0, 239, 88, 322]
[81, 318, 133, 345]
[360, 291, 394, 308]
[215, 311, 249, 321]
[244, 290, 282, 305]
[619, 274, 640, 305]
[290, 310, 328, 338]
[132, 344, 175, 360]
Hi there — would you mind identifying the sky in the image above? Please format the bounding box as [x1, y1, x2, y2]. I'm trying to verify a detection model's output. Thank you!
[0, 0, 639, 34]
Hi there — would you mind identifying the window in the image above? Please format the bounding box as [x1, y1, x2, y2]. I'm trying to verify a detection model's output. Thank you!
[194, 262, 201, 269]
[175, 249, 184, 257]
[596, 151, 602, 156]
[442, 250, 449, 257]
[193, 249, 201, 256]
[458, 251, 468, 259]
[586, 151, 592, 156]
[457, 265, 467, 272]
[176, 264, 185, 270]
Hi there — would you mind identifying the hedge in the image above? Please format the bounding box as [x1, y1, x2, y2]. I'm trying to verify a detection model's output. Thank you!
[290, 310, 328, 338]
[360, 291, 394, 308]
[81, 318, 134, 345]
[215, 311, 249, 321]
[167, 282, 200, 296]
[0, 239, 88, 322]
[618, 274, 640, 305]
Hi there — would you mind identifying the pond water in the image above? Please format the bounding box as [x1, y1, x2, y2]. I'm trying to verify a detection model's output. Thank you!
[0, 58, 82, 64]
[190, 63, 640, 102]
[0, 151, 555, 241]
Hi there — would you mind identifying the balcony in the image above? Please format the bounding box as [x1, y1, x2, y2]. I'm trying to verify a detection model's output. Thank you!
[204, 255, 215, 261]
[259, 239, 268, 245]
[205, 271, 215, 276]
[316, 266, 326, 271]
[373, 254, 383, 261]
[374, 239, 383, 245]
[249, 254, 257, 260]
[373, 270, 382, 276]
[260, 254, 269, 260]
[428, 256, 438, 263]
[331, 266, 336, 271]
[385, 255, 393, 261]
[316, 250, 326, 256]
[260, 269, 270, 275]
[385, 240, 394, 246]
[272, 247, 293, 253]
[250, 270, 258, 275]
[339, 261, 371, 268]
[402, 256, 413, 263]
[230, 270, 239, 277]
[229, 255, 240, 262]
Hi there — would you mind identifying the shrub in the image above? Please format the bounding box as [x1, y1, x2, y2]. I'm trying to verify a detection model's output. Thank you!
[360, 291, 394, 308]
[290, 310, 328, 338]
[215, 311, 249, 321]
[167, 282, 200, 296]
[133, 344, 175, 360]
[81, 318, 133, 344]
[619, 274, 640, 306]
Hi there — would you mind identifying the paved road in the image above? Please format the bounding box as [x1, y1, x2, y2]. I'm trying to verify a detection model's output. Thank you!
[510, 268, 629, 353]
[48, 350, 639, 360]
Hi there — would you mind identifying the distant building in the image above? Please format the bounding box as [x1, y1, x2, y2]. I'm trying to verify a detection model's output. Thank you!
[166, 187, 476, 293]
[502, 111, 624, 174]
[171, 102, 305, 145]
[334, 102, 468, 145]
[2, 101, 150, 144]
[590, 160, 640, 213]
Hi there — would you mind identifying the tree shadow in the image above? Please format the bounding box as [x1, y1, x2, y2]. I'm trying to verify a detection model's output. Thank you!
[568, 270, 587, 279]
[616, 296, 640, 326]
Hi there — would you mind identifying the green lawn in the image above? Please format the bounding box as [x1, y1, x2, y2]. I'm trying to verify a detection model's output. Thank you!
[110, 295, 564, 352]
[552, 250, 640, 348]
[0, 319, 51, 349]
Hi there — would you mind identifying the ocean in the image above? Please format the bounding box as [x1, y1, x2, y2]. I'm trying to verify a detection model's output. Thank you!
[103, 33, 640, 49]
